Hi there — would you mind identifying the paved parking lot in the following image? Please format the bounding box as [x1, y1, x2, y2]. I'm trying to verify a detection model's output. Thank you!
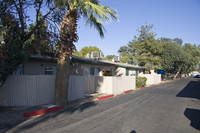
[3, 78, 200, 133]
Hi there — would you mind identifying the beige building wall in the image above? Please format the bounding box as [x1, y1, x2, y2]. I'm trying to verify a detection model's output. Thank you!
[12, 61, 57, 75]
[72, 63, 116, 76]
[128, 69, 136, 76]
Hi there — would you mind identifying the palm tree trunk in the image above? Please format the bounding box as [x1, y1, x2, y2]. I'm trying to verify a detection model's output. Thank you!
[54, 9, 78, 106]
[55, 57, 70, 105]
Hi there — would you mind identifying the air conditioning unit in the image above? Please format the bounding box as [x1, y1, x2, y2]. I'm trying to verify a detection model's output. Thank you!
[112, 56, 121, 62]
[86, 52, 104, 60]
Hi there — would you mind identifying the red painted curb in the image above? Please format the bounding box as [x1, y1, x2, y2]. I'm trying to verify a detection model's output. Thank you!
[123, 90, 133, 94]
[150, 84, 154, 87]
[97, 94, 114, 100]
[23, 106, 64, 118]
[138, 87, 146, 89]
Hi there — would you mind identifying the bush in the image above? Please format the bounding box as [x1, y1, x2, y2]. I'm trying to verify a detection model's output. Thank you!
[136, 77, 147, 88]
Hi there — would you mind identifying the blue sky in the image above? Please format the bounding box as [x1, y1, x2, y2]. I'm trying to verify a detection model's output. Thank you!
[75, 0, 200, 56]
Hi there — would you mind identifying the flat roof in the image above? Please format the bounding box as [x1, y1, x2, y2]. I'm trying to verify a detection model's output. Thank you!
[71, 56, 144, 70]
[28, 54, 145, 70]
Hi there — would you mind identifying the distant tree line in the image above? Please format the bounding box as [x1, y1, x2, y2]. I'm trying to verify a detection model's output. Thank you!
[117, 24, 200, 79]
[73, 46, 101, 57]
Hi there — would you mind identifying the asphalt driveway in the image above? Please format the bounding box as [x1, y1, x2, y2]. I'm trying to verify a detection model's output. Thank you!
[4, 77, 200, 133]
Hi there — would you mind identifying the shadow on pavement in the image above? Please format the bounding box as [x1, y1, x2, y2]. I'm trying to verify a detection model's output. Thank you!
[176, 80, 200, 100]
[130, 130, 136, 133]
[184, 108, 200, 131]
[177, 79, 200, 131]
[6, 99, 97, 133]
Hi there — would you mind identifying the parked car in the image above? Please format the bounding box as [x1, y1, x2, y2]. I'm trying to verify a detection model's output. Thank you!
[194, 74, 200, 78]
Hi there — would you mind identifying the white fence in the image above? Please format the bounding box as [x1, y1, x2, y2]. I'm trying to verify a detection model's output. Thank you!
[70, 76, 136, 95]
[68, 76, 84, 102]
[0, 75, 55, 106]
[139, 70, 161, 85]
[0, 75, 136, 106]
[112, 76, 135, 95]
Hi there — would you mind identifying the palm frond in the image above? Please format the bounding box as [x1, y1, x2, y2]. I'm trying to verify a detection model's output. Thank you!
[83, 0, 118, 22]
[80, 0, 117, 37]
[53, 0, 118, 38]
[86, 13, 105, 38]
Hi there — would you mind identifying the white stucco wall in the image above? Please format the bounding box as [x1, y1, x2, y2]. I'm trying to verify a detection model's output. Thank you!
[139, 70, 161, 85]
[83, 76, 136, 95]
[112, 76, 136, 95]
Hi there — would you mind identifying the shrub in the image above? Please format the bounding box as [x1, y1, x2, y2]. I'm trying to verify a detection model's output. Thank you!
[136, 77, 147, 88]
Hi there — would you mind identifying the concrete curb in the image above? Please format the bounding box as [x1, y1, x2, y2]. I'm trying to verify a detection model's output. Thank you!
[23, 106, 64, 118]
[96, 94, 114, 100]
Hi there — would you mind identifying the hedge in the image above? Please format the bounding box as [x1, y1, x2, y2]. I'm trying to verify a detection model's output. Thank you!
[136, 77, 147, 88]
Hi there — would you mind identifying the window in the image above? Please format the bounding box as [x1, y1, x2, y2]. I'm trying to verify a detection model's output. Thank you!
[90, 67, 100, 76]
[90, 67, 95, 75]
[15, 64, 23, 75]
[52, 66, 56, 75]
[45, 65, 53, 75]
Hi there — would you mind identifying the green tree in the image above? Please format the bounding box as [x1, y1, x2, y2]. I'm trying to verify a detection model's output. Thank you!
[118, 43, 139, 64]
[0, 0, 60, 85]
[118, 24, 163, 69]
[0, 25, 5, 43]
[104, 55, 115, 61]
[160, 37, 172, 42]
[26, 12, 55, 54]
[51, 0, 118, 105]
[121, 55, 131, 63]
[161, 41, 190, 79]
[73, 46, 101, 57]
[173, 38, 183, 46]
[182, 43, 200, 72]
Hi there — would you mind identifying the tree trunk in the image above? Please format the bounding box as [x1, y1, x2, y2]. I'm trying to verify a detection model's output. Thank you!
[174, 69, 181, 80]
[54, 9, 78, 106]
[55, 57, 71, 106]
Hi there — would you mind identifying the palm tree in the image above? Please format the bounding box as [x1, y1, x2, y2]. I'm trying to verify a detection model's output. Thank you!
[50, 0, 118, 105]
